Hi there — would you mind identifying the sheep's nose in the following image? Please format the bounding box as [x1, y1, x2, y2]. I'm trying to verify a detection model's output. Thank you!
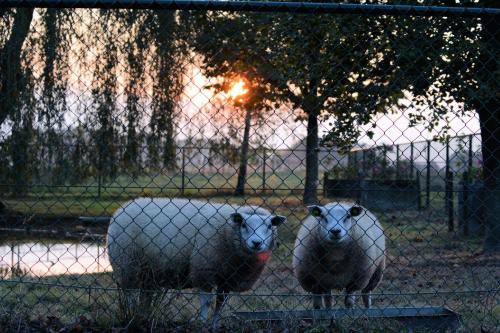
[330, 229, 341, 237]
[252, 240, 262, 249]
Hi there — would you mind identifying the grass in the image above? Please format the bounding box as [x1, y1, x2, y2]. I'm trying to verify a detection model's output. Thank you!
[1, 171, 309, 217]
[1, 207, 498, 332]
[0, 173, 497, 332]
[1, 171, 454, 217]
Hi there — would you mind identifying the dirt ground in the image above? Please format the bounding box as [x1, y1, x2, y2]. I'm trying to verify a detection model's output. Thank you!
[0, 205, 498, 332]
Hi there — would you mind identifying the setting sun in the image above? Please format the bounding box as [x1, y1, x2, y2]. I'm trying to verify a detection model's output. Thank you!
[228, 79, 249, 100]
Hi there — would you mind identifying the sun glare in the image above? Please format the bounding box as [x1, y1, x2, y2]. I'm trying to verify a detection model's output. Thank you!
[228, 79, 249, 100]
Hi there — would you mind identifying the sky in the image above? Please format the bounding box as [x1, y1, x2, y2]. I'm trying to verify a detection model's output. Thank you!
[178, 68, 481, 150]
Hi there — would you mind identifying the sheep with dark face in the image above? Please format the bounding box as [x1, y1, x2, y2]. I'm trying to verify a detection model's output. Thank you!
[293, 202, 385, 309]
[107, 198, 285, 324]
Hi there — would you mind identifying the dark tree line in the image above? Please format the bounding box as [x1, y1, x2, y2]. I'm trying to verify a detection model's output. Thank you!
[0, 2, 498, 251]
[186, 0, 498, 250]
[0, 9, 186, 194]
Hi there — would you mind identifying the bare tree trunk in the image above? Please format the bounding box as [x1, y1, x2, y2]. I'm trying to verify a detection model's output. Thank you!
[479, 100, 500, 252]
[163, 112, 176, 171]
[0, 8, 33, 126]
[303, 110, 319, 205]
[235, 108, 252, 196]
[156, 10, 178, 172]
[478, 13, 500, 253]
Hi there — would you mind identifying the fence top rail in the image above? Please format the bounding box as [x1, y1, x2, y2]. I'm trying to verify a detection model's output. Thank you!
[350, 132, 481, 153]
[1, 0, 499, 17]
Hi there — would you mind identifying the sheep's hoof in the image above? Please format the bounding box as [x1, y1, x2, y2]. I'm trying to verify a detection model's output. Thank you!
[362, 294, 372, 308]
[345, 295, 355, 308]
[211, 316, 221, 331]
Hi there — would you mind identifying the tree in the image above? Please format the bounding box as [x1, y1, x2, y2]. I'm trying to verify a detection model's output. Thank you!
[149, 10, 185, 172]
[70, 123, 89, 185]
[91, 10, 120, 182]
[475, 12, 499, 251]
[189, 10, 401, 204]
[229, 77, 269, 196]
[191, 2, 499, 250]
[39, 9, 72, 185]
[211, 76, 271, 196]
[319, 1, 499, 251]
[0, 8, 33, 126]
[123, 11, 147, 178]
[188, 15, 286, 197]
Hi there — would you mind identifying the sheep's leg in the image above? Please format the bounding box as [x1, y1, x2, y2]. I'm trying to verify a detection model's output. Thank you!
[345, 294, 356, 308]
[362, 291, 372, 308]
[212, 289, 229, 329]
[139, 289, 153, 319]
[344, 287, 356, 309]
[312, 293, 323, 309]
[323, 291, 333, 309]
[199, 292, 213, 322]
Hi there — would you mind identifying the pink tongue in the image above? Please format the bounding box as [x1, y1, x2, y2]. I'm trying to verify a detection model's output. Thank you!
[257, 251, 271, 262]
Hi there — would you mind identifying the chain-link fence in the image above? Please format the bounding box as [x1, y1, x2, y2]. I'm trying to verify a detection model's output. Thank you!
[0, 1, 499, 332]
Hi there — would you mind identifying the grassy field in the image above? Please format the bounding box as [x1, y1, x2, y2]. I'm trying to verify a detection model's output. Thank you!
[1, 201, 498, 332]
[1, 171, 308, 217]
[1, 171, 454, 218]
[0, 173, 496, 332]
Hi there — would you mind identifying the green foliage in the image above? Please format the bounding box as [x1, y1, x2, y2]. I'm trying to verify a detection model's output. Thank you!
[326, 164, 359, 180]
[327, 144, 416, 181]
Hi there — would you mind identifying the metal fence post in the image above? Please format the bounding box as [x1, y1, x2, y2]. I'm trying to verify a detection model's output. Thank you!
[445, 140, 454, 231]
[372, 148, 376, 178]
[396, 144, 400, 179]
[362, 149, 367, 175]
[462, 171, 469, 236]
[426, 140, 431, 209]
[446, 171, 454, 232]
[416, 170, 422, 210]
[468, 134, 473, 174]
[262, 148, 266, 192]
[97, 155, 102, 199]
[410, 142, 414, 179]
[181, 147, 186, 195]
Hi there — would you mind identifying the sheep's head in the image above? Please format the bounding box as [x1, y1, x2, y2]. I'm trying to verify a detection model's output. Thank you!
[307, 203, 363, 244]
[231, 212, 286, 254]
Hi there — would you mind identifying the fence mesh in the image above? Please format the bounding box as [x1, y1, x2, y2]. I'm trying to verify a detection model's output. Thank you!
[0, 1, 499, 332]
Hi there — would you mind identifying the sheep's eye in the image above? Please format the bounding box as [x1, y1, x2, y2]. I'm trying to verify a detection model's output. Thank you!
[311, 207, 322, 218]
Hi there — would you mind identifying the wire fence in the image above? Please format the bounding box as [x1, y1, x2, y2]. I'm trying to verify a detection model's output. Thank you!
[0, 1, 499, 332]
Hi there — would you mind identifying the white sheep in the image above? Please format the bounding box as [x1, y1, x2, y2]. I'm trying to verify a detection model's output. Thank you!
[293, 202, 385, 309]
[107, 197, 285, 324]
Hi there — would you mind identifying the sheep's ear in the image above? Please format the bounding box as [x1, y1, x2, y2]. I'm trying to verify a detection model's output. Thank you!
[271, 215, 286, 226]
[349, 206, 363, 217]
[307, 205, 323, 217]
[230, 213, 244, 225]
